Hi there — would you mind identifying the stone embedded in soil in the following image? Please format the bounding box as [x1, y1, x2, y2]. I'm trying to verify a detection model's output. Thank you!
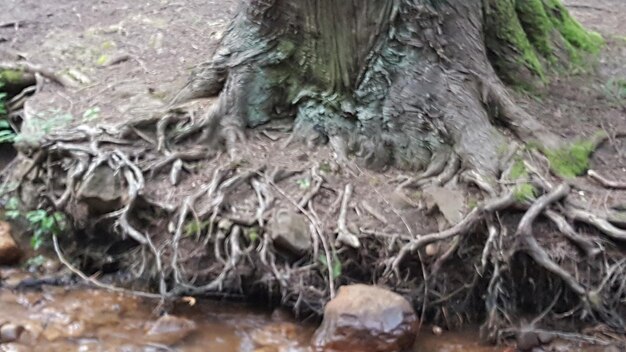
[146, 314, 197, 345]
[269, 209, 311, 256]
[516, 328, 555, 351]
[77, 165, 125, 214]
[0, 221, 21, 266]
[423, 186, 465, 225]
[313, 284, 418, 352]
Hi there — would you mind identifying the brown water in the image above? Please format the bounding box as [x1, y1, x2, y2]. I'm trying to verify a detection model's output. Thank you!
[0, 283, 509, 352]
[0, 277, 603, 352]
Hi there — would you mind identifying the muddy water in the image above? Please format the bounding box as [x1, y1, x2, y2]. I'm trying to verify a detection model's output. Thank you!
[0, 284, 509, 352]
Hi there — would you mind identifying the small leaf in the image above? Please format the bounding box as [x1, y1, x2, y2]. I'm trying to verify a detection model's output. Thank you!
[6, 197, 19, 210]
[5, 210, 20, 219]
[296, 178, 311, 190]
[247, 228, 259, 242]
[82, 106, 101, 121]
[332, 259, 342, 279]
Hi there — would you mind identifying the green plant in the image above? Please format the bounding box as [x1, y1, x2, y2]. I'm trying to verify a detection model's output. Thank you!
[82, 106, 101, 121]
[4, 198, 67, 250]
[296, 178, 311, 190]
[183, 219, 210, 237]
[245, 227, 260, 242]
[25, 255, 46, 269]
[14, 109, 73, 145]
[25, 210, 67, 250]
[319, 253, 342, 280]
[603, 78, 626, 106]
[0, 83, 16, 143]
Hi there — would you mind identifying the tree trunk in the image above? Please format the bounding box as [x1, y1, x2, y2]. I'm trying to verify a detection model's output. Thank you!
[174, 0, 600, 181]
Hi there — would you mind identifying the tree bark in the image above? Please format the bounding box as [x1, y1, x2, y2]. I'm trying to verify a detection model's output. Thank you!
[174, 0, 600, 184]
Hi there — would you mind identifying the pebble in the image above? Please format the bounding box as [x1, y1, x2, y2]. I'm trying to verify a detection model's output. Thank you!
[0, 324, 25, 343]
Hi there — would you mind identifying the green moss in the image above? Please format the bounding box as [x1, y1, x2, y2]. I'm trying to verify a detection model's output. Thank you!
[509, 159, 528, 180]
[545, 140, 595, 178]
[515, 0, 556, 62]
[486, 0, 545, 78]
[544, 0, 603, 54]
[515, 183, 537, 202]
[0, 70, 24, 84]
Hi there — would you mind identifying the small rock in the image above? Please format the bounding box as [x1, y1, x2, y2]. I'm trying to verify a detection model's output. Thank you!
[269, 209, 311, 256]
[388, 190, 418, 210]
[425, 243, 439, 257]
[432, 325, 443, 336]
[43, 258, 62, 274]
[0, 323, 25, 343]
[423, 186, 466, 225]
[77, 165, 125, 214]
[146, 314, 197, 345]
[516, 329, 542, 351]
[0, 221, 21, 266]
[313, 284, 418, 352]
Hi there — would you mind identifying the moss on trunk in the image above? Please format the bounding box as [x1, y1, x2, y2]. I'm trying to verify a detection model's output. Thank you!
[485, 0, 603, 88]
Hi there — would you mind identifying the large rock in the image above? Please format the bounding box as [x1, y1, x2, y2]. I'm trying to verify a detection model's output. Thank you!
[269, 209, 311, 256]
[0, 221, 21, 266]
[313, 284, 418, 352]
[77, 165, 125, 214]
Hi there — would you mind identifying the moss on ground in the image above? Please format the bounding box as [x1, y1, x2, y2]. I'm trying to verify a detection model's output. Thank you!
[515, 183, 537, 202]
[545, 139, 595, 178]
[509, 159, 529, 180]
[0, 70, 25, 85]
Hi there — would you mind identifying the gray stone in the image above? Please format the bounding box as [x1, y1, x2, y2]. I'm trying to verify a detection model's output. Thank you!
[0, 323, 25, 343]
[77, 165, 125, 214]
[423, 186, 466, 225]
[313, 284, 418, 352]
[270, 209, 311, 256]
[146, 314, 197, 345]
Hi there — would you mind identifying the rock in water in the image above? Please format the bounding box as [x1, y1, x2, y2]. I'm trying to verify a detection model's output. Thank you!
[313, 284, 418, 352]
[146, 314, 197, 345]
[269, 209, 311, 256]
[0, 221, 21, 266]
[0, 323, 25, 343]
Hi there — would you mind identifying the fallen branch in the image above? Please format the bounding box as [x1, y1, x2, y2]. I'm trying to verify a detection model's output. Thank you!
[0, 61, 73, 87]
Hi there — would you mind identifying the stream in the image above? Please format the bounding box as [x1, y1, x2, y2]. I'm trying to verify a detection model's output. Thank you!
[0, 275, 503, 352]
